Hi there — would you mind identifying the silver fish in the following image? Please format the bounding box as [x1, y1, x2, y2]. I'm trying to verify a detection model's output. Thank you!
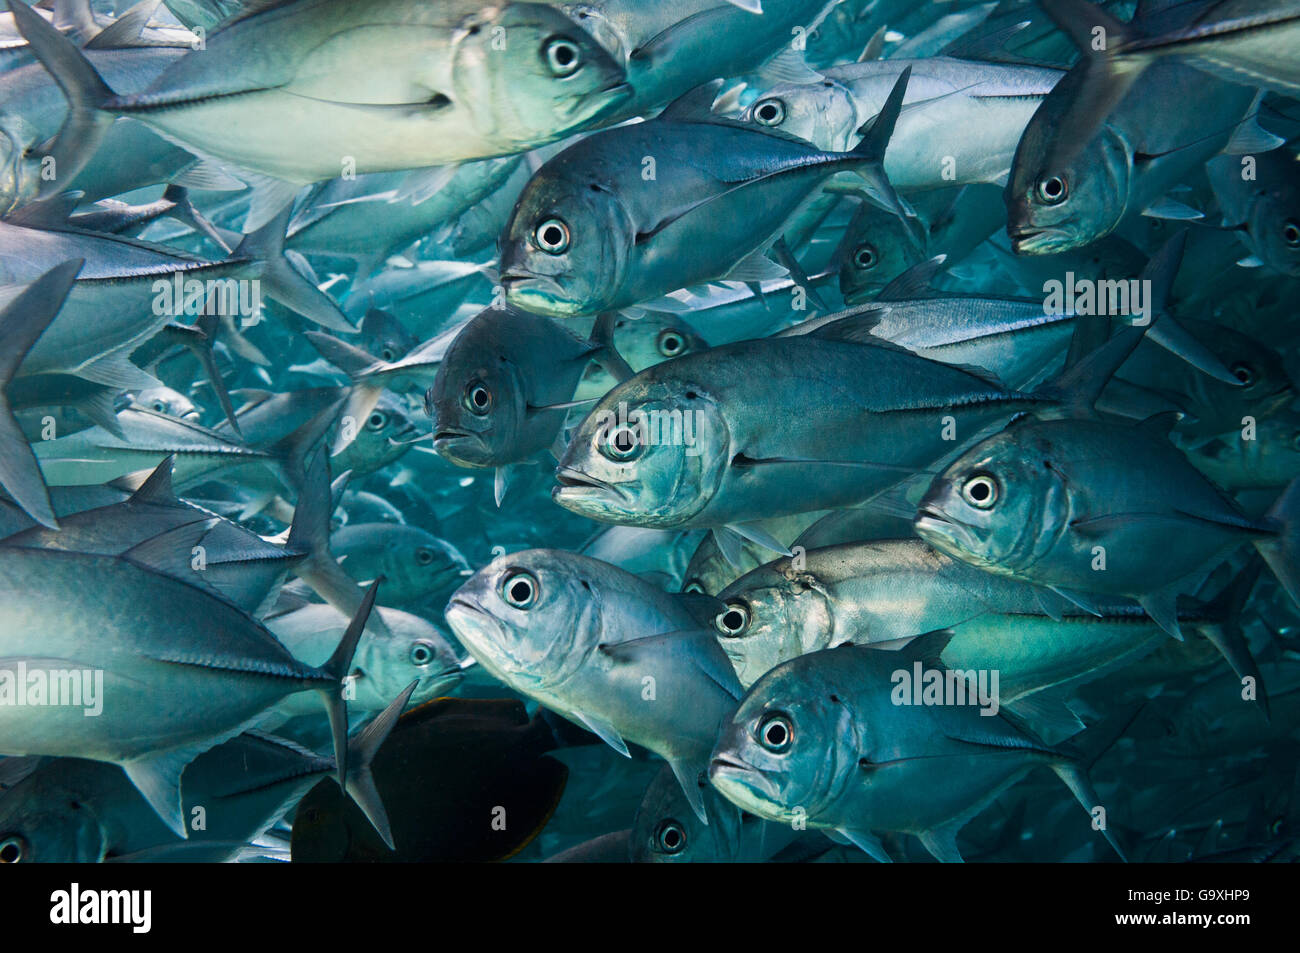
[445, 549, 741, 821]
[498, 68, 912, 317]
[708, 634, 1126, 862]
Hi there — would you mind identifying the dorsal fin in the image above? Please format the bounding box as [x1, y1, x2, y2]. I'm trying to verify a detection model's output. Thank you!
[1135, 410, 1182, 439]
[658, 79, 725, 120]
[129, 455, 178, 504]
[876, 255, 948, 300]
[5, 191, 84, 229]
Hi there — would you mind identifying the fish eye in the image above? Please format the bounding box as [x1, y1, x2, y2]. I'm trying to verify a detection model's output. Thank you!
[715, 601, 749, 637]
[752, 98, 785, 127]
[682, 580, 705, 594]
[534, 217, 570, 254]
[1036, 175, 1068, 205]
[1231, 363, 1256, 386]
[757, 711, 794, 753]
[0, 835, 26, 863]
[409, 641, 435, 666]
[501, 569, 539, 609]
[961, 473, 999, 509]
[415, 547, 434, 566]
[657, 329, 685, 357]
[463, 380, 493, 416]
[543, 36, 583, 77]
[366, 411, 388, 431]
[654, 819, 687, 854]
[852, 242, 878, 270]
[1284, 219, 1300, 247]
[601, 423, 643, 461]
[152, 399, 168, 412]
[380, 347, 396, 361]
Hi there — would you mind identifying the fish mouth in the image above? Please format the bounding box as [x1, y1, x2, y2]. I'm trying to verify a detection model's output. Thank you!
[432, 428, 485, 452]
[553, 466, 627, 502]
[1008, 224, 1070, 255]
[563, 80, 633, 122]
[913, 504, 959, 538]
[709, 754, 752, 774]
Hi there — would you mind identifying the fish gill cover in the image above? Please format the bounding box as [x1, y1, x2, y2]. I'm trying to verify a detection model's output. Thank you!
[0, 0, 1297, 868]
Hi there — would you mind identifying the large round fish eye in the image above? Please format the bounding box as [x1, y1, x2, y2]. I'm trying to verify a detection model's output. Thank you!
[501, 569, 540, 609]
[543, 36, 583, 77]
[757, 711, 794, 753]
[1283, 220, 1300, 247]
[752, 98, 785, 127]
[1231, 362, 1256, 386]
[715, 601, 749, 637]
[409, 641, 436, 666]
[1035, 175, 1068, 205]
[366, 411, 388, 431]
[380, 347, 397, 361]
[657, 329, 685, 357]
[415, 547, 435, 566]
[602, 423, 643, 462]
[463, 380, 493, 416]
[0, 835, 26, 863]
[961, 473, 999, 509]
[534, 217, 570, 254]
[852, 242, 878, 270]
[654, 819, 687, 855]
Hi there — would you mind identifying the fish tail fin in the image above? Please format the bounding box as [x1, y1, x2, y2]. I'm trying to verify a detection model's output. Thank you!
[289, 448, 392, 637]
[233, 205, 354, 333]
[1038, 0, 1151, 162]
[190, 311, 242, 434]
[7, 0, 117, 197]
[1036, 318, 1146, 413]
[1049, 760, 1128, 861]
[1257, 477, 1300, 620]
[1139, 231, 1240, 384]
[316, 578, 379, 787]
[1051, 704, 1142, 862]
[1195, 556, 1268, 720]
[0, 259, 83, 528]
[588, 312, 635, 383]
[267, 391, 346, 494]
[303, 330, 382, 379]
[846, 65, 914, 226]
[342, 678, 416, 851]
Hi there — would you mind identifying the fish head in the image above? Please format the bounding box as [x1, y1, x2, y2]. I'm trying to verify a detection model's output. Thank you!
[1244, 181, 1300, 278]
[611, 312, 710, 372]
[913, 424, 1072, 577]
[452, 3, 631, 146]
[743, 81, 856, 152]
[336, 390, 419, 474]
[0, 779, 107, 863]
[0, 122, 41, 218]
[630, 764, 740, 863]
[553, 377, 730, 527]
[354, 613, 466, 708]
[709, 659, 852, 823]
[1006, 124, 1131, 255]
[386, 529, 470, 599]
[836, 201, 918, 303]
[127, 385, 199, 420]
[714, 567, 832, 688]
[426, 339, 530, 467]
[444, 549, 607, 690]
[500, 170, 633, 316]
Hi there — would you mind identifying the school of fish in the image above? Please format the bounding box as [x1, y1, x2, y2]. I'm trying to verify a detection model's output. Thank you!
[1, 0, 1300, 864]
